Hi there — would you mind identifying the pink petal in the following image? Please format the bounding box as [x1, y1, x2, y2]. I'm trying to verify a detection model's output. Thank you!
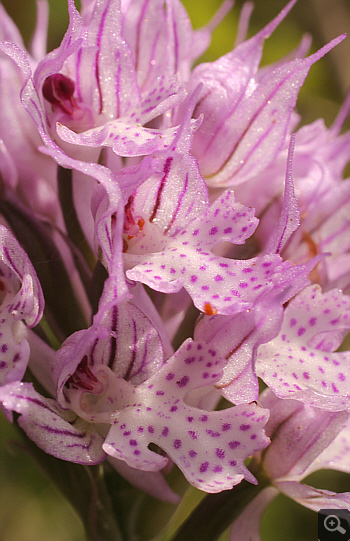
[260, 389, 348, 480]
[103, 339, 270, 493]
[0, 382, 106, 464]
[257, 285, 350, 410]
[276, 480, 350, 513]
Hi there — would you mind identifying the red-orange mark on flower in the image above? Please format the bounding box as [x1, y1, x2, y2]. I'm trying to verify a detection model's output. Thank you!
[203, 302, 217, 316]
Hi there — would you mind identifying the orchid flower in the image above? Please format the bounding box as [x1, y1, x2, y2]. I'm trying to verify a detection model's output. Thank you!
[182, 0, 346, 187]
[0, 0, 349, 540]
[229, 389, 350, 541]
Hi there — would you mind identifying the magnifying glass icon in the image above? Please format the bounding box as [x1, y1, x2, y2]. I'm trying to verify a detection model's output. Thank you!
[324, 515, 346, 534]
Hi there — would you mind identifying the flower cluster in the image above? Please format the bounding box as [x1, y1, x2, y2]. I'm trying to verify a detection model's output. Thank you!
[0, 0, 349, 538]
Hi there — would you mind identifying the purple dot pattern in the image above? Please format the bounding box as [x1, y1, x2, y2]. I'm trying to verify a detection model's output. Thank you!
[102, 339, 270, 492]
[127, 191, 299, 315]
[0, 382, 106, 464]
[257, 285, 350, 411]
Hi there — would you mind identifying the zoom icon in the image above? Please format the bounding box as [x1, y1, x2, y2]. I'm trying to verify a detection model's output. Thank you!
[318, 509, 350, 540]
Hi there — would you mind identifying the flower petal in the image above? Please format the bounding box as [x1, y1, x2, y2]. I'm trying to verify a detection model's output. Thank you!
[103, 339, 270, 492]
[276, 480, 350, 513]
[0, 382, 106, 464]
[257, 285, 350, 410]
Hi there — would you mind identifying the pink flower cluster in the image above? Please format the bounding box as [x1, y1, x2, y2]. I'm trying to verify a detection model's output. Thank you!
[0, 0, 349, 532]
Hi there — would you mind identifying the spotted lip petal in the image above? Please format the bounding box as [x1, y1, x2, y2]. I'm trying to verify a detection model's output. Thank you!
[127, 189, 314, 315]
[0, 381, 106, 464]
[257, 285, 350, 411]
[103, 339, 270, 493]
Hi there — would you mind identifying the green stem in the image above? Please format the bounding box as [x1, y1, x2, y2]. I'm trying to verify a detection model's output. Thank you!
[57, 165, 96, 271]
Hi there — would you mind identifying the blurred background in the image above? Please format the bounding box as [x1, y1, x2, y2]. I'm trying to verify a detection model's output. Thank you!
[0, 1, 349, 540]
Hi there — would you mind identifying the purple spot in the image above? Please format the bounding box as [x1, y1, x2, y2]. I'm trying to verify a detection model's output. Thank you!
[166, 373, 174, 380]
[174, 439, 182, 449]
[191, 275, 198, 283]
[250, 434, 257, 440]
[213, 465, 223, 473]
[0, 361, 7, 369]
[224, 227, 232, 234]
[298, 327, 306, 336]
[209, 227, 218, 236]
[229, 460, 237, 467]
[219, 263, 229, 268]
[162, 427, 169, 436]
[309, 317, 317, 326]
[200, 415, 208, 422]
[170, 405, 178, 412]
[123, 430, 131, 436]
[138, 426, 144, 432]
[290, 318, 297, 327]
[156, 390, 165, 396]
[134, 449, 140, 455]
[177, 375, 190, 388]
[189, 450, 197, 458]
[187, 417, 194, 423]
[216, 448, 225, 459]
[214, 274, 224, 282]
[200, 462, 209, 472]
[207, 430, 220, 438]
[1, 344, 8, 353]
[339, 373, 346, 381]
[239, 282, 248, 288]
[202, 372, 209, 379]
[148, 426, 154, 433]
[222, 423, 231, 431]
[303, 372, 310, 380]
[332, 383, 339, 393]
[240, 424, 250, 431]
[129, 440, 137, 446]
[193, 229, 199, 236]
[229, 441, 240, 449]
[188, 431, 197, 439]
[185, 357, 195, 364]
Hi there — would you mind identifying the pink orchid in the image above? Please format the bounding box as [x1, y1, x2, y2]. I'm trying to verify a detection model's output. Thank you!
[182, 0, 346, 187]
[229, 389, 350, 541]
